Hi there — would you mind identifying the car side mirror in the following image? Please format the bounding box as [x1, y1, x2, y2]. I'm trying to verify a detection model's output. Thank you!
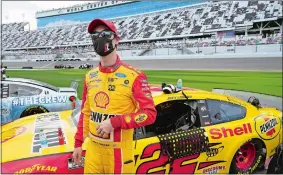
[11, 91, 19, 95]
[214, 113, 221, 120]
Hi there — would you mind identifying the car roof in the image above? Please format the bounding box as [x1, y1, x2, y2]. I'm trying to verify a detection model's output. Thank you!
[3, 78, 59, 91]
[3, 78, 46, 87]
[4, 78, 40, 84]
[149, 85, 249, 106]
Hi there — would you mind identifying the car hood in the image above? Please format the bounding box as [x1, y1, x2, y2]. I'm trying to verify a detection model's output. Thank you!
[1, 110, 76, 163]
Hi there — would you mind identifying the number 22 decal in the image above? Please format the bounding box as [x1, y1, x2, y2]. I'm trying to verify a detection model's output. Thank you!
[136, 143, 199, 174]
[136, 143, 226, 174]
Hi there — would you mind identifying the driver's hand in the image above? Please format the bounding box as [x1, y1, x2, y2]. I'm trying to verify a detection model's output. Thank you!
[72, 147, 83, 166]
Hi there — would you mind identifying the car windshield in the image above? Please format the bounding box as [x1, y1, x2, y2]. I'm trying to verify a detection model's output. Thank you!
[27, 79, 59, 92]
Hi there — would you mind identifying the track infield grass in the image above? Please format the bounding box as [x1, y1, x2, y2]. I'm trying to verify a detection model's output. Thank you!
[7, 69, 282, 98]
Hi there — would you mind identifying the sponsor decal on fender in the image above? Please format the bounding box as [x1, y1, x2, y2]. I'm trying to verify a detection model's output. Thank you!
[209, 123, 252, 139]
[202, 166, 225, 174]
[12, 96, 67, 107]
[254, 115, 281, 140]
[1, 126, 26, 143]
[260, 118, 278, 134]
[168, 95, 192, 100]
[14, 164, 57, 174]
[135, 114, 148, 123]
[94, 91, 110, 109]
[32, 113, 66, 153]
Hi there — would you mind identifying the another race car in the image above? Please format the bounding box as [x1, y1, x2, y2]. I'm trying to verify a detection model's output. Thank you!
[0, 78, 80, 125]
[54, 64, 65, 69]
[1, 84, 282, 174]
[54, 64, 75, 69]
[65, 64, 75, 69]
[79, 63, 93, 69]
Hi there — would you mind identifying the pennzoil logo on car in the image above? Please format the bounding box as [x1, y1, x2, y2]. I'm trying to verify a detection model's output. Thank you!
[255, 115, 281, 140]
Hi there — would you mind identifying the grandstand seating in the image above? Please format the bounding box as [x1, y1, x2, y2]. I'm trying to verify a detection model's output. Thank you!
[1, 22, 28, 32]
[2, 1, 282, 58]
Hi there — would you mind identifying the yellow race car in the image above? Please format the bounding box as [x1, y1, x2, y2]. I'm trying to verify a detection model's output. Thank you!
[1, 85, 282, 174]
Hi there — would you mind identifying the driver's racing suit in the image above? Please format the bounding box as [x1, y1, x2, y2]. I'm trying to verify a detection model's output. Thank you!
[74, 55, 157, 173]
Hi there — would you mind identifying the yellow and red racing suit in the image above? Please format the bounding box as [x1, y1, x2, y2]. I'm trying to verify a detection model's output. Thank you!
[74, 55, 157, 173]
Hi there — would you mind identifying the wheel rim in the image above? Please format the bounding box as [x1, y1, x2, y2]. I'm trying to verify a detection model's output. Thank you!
[235, 142, 256, 170]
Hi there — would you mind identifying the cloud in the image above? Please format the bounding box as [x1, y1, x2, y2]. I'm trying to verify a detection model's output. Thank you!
[2, 1, 94, 30]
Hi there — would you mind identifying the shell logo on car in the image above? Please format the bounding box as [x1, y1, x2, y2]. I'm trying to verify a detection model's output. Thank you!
[1, 126, 26, 143]
[209, 123, 252, 139]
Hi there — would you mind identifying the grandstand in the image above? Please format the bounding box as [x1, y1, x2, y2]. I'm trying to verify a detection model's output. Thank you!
[1, 1, 282, 61]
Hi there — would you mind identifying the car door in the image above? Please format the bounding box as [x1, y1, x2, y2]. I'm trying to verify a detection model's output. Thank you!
[133, 99, 227, 174]
[200, 99, 250, 172]
[8, 83, 43, 120]
[203, 99, 248, 140]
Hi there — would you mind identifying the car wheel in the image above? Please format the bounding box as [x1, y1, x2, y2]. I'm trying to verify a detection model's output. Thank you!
[20, 106, 48, 118]
[230, 139, 264, 174]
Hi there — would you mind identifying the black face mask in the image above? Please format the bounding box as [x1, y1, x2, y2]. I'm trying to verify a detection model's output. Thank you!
[93, 37, 115, 57]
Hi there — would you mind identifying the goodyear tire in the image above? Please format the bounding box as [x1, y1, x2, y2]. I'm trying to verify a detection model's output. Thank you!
[230, 139, 264, 174]
[20, 106, 48, 118]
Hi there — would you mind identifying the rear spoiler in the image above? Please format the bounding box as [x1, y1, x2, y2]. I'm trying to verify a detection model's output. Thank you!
[212, 88, 282, 111]
[70, 80, 79, 91]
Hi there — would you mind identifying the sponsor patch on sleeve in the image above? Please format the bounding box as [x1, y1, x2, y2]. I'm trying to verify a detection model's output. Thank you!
[134, 114, 148, 123]
[125, 115, 131, 123]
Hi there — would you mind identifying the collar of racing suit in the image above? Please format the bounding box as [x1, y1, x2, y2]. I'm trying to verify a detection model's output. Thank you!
[98, 55, 122, 73]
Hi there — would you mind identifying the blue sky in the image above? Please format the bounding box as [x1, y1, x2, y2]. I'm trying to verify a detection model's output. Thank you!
[2, 1, 94, 29]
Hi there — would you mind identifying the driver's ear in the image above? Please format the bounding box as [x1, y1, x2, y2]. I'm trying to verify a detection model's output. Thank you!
[114, 37, 119, 48]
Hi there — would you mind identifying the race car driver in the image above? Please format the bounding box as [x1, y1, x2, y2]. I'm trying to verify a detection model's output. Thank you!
[72, 19, 157, 174]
